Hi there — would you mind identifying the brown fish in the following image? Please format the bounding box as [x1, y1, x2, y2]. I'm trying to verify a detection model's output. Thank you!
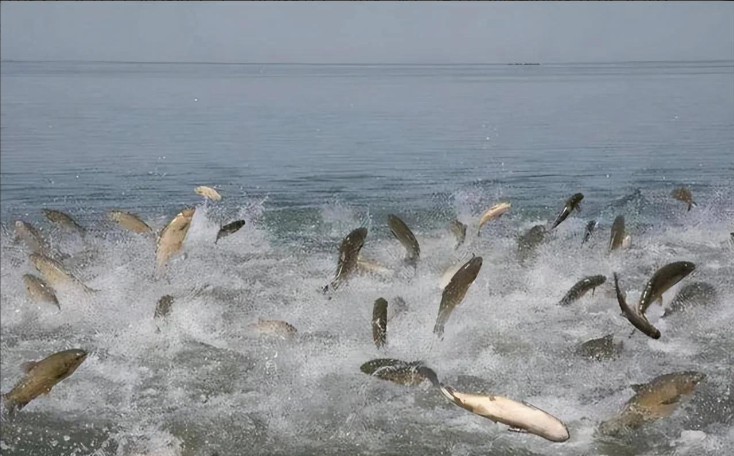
[14, 221, 50, 254]
[108, 210, 152, 234]
[638, 261, 696, 315]
[449, 219, 467, 248]
[434, 256, 483, 338]
[2, 349, 87, 414]
[154, 208, 195, 275]
[613, 273, 660, 339]
[609, 215, 625, 252]
[599, 371, 705, 435]
[477, 202, 511, 236]
[387, 214, 420, 265]
[359, 359, 430, 386]
[671, 186, 696, 211]
[575, 334, 623, 361]
[30, 253, 97, 294]
[558, 275, 606, 306]
[23, 274, 60, 309]
[324, 227, 368, 292]
[372, 298, 387, 348]
[42, 209, 85, 235]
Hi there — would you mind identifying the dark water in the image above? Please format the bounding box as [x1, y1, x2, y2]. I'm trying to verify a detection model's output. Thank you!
[1, 61, 733, 455]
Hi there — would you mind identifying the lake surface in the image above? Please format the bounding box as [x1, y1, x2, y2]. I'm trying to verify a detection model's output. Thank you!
[1, 61, 733, 456]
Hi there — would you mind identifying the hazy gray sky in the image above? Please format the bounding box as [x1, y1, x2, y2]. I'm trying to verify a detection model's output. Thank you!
[2, 2, 732, 63]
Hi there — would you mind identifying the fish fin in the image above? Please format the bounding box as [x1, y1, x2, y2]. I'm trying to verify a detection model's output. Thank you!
[521, 400, 540, 409]
[2, 394, 20, 415]
[661, 396, 682, 405]
[630, 383, 646, 392]
[20, 361, 38, 373]
[508, 426, 528, 434]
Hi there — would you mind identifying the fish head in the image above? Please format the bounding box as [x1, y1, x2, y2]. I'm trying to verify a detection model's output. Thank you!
[181, 208, 196, 219]
[461, 256, 483, 277]
[675, 371, 706, 391]
[346, 227, 368, 248]
[568, 193, 584, 207]
[57, 349, 88, 372]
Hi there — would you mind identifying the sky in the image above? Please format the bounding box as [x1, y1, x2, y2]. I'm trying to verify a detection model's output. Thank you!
[1, 2, 733, 64]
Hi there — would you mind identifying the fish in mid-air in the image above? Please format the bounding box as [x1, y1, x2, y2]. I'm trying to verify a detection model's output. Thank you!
[387, 214, 420, 266]
[323, 227, 368, 292]
[372, 298, 388, 348]
[23, 274, 60, 309]
[427, 371, 570, 443]
[359, 359, 434, 386]
[582, 220, 597, 244]
[42, 209, 85, 235]
[477, 202, 511, 236]
[249, 319, 298, 338]
[550, 193, 583, 230]
[613, 273, 660, 339]
[195, 186, 222, 201]
[575, 334, 623, 361]
[609, 215, 625, 251]
[638, 261, 696, 315]
[30, 253, 97, 294]
[599, 371, 705, 436]
[449, 220, 467, 248]
[558, 275, 606, 306]
[215, 220, 246, 244]
[154, 208, 195, 275]
[2, 349, 87, 414]
[671, 186, 696, 211]
[434, 256, 483, 338]
[108, 210, 153, 234]
[14, 221, 51, 254]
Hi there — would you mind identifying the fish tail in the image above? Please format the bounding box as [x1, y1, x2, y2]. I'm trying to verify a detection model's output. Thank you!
[432, 322, 445, 338]
[1, 394, 18, 416]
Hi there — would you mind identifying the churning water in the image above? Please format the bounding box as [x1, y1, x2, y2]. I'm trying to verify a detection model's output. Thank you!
[1, 61, 733, 455]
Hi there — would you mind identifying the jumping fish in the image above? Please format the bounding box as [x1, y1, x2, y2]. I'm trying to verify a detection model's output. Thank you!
[356, 257, 394, 276]
[42, 209, 85, 235]
[550, 193, 583, 230]
[194, 186, 222, 201]
[434, 256, 483, 338]
[558, 275, 606, 306]
[671, 186, 696, 211]
[575, 335, 623, 361]
[449, 220, 467, 248]
[609, 215, 625, 252]
[359, 359, 431, 386]
[663, 282, 717, 318]
[387, 214, 420, 265]
[14, 221, 51, 254]
[22, 274, 60, 309]
[30, 253, 97, 294]
[430, 378, 570, 442]
[477, 202, 511, 236]
[108, 210, 152, 234]
[372, 298, 388, 348]
[323, 227, 368, 292]
[2, 349, 87, 414]
[250, 319, 297, 338]
[154, 208, 195, 275]
[154, 295, 174, 320]
[599, 371, 705, 436]
[582, 220, 597, 244]
[613, 273, 660, 339]
[638, 261, 696, 315]
[517, 225, 546, 259]
[215, 220, 245, 244]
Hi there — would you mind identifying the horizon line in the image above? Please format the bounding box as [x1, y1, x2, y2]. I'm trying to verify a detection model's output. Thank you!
[2, 58, 733, 66]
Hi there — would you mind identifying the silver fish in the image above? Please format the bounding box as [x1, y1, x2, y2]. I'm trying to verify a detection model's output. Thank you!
[613, 273, 660, 339]
[372, 298, 388, 348]
[558, 275, 606, 306]
[23, 274, 60, 309]
[609, 215, 625, 251]
[324, 227, 368, 292]
[638, 261, 696, 315]
[108, 210, 152, 234]
[155, 208, 195, 275]
[215, 220, 245, 244]
[550, 193, 583, 230]
[42, 209, 85, 235]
